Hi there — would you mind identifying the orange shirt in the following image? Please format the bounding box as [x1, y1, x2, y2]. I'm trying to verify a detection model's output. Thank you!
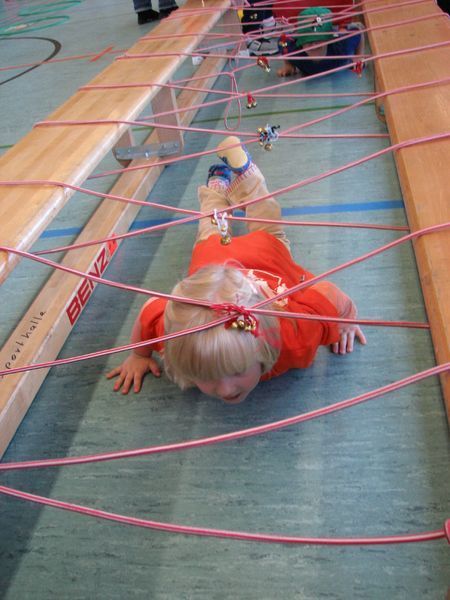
[140, 231, 339, 379]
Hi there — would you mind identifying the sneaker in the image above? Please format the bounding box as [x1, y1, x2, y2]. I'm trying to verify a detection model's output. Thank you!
[137, 9, 160, 24]
[247, 38, 279, 56]
[207, 164, 232, 186]
[160, 4, 178, 18]
[217, 137, 252, 175]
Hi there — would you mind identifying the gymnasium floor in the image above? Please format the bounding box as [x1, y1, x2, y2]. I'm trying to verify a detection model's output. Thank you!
[0, 1, 449, 598]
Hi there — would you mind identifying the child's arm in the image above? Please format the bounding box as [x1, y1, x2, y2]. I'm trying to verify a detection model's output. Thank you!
[106, 314, 161, 394]
[311, 281, 367, 354]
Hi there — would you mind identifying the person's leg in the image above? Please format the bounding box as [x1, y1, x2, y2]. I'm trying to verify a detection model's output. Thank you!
[158, 0, 178, 18]
[133, 0, 151, 9]
[196, 166, 232, 243]
[243, 2, 278, 57]
[216, 137, 290, 250]
[133, 0, 159, 24]
[345, 22, 364, 57]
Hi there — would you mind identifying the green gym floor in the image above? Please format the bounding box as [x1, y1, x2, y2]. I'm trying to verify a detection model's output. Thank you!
[0, 1, 449, 598]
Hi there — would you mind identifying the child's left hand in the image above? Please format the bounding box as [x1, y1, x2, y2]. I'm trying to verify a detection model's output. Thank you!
[311, 281, 367, 355]
[331, 323, 367, 355]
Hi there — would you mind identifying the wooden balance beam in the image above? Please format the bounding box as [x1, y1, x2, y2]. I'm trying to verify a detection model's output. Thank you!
[0, 0, 240, 457]
[363, 0, 450, 420]
[0, 0, 231, 283]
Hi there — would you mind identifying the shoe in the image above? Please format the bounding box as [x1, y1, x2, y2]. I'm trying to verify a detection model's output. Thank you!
[159, 4, 178, 18]
[137, 9, 160, 24]
[207, 164, 232, 186]
[217, 137, 252, 175]
[247, 38, 279, 57]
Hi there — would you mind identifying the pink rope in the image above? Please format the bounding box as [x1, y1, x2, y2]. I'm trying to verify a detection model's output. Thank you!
[0, 484, 446, 545]
[116, 49, 368, 62]
[252, 222, 450, 310]
[0, 48, 124, 73]
[48, 24, 450, 141]
[1, 132, 448, 258]
[153, 0, 444, 56]
[82, 81, 374, 99]
[0, 178, 201, 213]
[0, 221, 447, 379]
[0, 310, 429, 380]
[27, 76, 450, 189]
[79, 76, 450, 182]
[34, 218, 408, 259]
[0, 363, 447, 470]
[1, 0, 448, 550]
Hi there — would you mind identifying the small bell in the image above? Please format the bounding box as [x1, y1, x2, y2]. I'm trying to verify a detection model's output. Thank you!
[352, 60, 364, 77]
[256, 56, 270, 73]
[279, 33, 292, 55]
[246, 92, 257, 109]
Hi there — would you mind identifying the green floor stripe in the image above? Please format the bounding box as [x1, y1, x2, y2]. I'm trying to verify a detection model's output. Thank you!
[131, 103, 375, 132]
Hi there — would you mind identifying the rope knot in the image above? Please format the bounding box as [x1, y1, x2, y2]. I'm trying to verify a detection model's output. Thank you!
[211, 303, 259, 336]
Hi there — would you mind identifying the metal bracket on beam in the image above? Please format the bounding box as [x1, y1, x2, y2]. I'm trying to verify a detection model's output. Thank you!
[113, 141, 180, 162]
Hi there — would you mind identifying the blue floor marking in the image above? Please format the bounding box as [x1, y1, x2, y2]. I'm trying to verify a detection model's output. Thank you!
[40, 199, 404, 239]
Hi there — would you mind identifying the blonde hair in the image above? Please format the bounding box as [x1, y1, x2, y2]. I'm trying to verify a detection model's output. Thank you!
[164, 264, 281, 389]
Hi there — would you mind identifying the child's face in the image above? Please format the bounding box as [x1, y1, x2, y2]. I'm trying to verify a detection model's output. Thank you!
[193, 362, 262, 404]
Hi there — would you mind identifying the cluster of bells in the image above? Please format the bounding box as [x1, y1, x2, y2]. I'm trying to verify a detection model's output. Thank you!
[229, 314, 258, 333]
[278, 33, 293, 55]
[352, 60, 364, 77]
[256, 56, 270, 73]
[246, 92, 257, 109]
[257, 124, 280, 150]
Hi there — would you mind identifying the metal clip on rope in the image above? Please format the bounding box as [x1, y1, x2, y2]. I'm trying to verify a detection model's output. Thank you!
[213, 209, 231, 245]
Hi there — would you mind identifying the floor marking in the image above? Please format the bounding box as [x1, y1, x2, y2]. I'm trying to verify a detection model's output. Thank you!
[40, 200, 404, 239]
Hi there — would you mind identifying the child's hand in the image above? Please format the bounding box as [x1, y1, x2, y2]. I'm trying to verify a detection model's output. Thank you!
[106, 353, 161, 394]
[331, 291, 367, 355]
[331, 323, 367, 355]
[277, 62, 299, 77]
[311, 281, 367, 355]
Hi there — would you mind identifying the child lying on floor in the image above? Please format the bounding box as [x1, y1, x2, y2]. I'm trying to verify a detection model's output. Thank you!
[107, 136, 366, 403]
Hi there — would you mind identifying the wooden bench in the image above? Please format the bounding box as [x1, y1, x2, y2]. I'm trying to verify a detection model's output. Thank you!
[0, 0, 231, 283]
[0, 0, 238, 456]
[363, 0, 450, 420]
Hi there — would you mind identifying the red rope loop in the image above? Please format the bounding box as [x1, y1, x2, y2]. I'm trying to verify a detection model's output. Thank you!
[210, 303, 260, 336]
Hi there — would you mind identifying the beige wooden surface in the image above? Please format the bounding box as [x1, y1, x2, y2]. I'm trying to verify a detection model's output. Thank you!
[0, 0, 230, 284]
[0, 52, 228, 458]
[364, 0, 450, 418]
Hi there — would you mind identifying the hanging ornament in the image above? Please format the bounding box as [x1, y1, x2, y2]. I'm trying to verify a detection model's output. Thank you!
[256, 56, 270, 73]
[246, 92, 257, 109]
[257, 124, 280, 150]
[352, 60, 364, 77]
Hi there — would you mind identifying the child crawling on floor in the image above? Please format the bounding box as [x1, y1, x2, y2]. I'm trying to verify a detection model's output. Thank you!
[107, 136, 366, 403]
[277, 7, 364, 78]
